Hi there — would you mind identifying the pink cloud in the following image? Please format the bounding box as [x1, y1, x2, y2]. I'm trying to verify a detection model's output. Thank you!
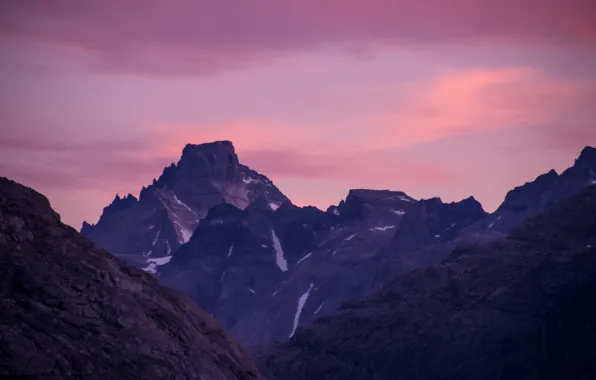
[1, 0, 595, 75]
[359, 67, 596, 149]
[0, 136, 170, 192]
[241, 148, 459, 185]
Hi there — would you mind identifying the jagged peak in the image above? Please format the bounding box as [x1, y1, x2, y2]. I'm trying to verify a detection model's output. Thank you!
[503, 169, 559, 197]
[80, 221, 94, 235]
[110, 193, 138, 204]
[576, 145, 596, 164]
[96, 193, 138, 224]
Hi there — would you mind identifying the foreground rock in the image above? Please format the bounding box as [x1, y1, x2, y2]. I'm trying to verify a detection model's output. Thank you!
[0, 177, 264, 380]
[255, 185, 596, 380]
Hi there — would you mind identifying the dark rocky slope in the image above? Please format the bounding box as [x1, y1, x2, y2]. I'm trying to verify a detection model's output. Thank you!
[158, 189, 486, 346]
[256, 184, 596, 380]
[0, 177, 264, 380]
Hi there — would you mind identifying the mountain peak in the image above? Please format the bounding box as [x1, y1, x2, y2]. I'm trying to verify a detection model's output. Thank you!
[577, 145, 596, 163]
[181, 140, 236, 158]
[178, 141, 240, 174]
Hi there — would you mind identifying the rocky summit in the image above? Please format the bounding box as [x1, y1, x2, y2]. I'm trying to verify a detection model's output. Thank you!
[81, 141, 289, 271]
[0, 177, 264, 380]
[255, 184, 596, 380]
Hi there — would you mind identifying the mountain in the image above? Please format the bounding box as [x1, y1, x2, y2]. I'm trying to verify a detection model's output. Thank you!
[83, 142, 596, 348]
[81, 141, 290, 270]
[157, 188, 486, 346]
[0, 177, 264, 380]
[460, 146, 596, 238]
[255, 184, 596, 380]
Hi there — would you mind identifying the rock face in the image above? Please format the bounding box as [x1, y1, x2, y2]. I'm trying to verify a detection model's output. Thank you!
[0, 177, 264, 380]
[81, 141, 289, 271]
[255, 184, 596, 380]
[158, 189, 487, 346]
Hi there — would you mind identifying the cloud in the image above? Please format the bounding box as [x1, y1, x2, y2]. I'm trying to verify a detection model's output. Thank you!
[1, 0, 595, 75]
[3, 63, 594, 196]
[360, 67, 596, 149]
[0, 136, 170, 192]
[241, 148, 459, 185]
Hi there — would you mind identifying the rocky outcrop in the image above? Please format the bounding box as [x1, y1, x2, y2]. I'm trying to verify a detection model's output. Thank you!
[81, 141, 289, 270]
[255, 184, 596, 380]
[0, 177, 264, 380]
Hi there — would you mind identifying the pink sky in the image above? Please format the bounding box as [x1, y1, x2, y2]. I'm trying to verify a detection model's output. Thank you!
[1, 0, 596, 228]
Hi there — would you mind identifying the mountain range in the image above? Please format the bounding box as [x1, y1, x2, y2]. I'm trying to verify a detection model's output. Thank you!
[255, 183, 596, 380]
[81, 142, 596, 346]
[2, 142, 596, 379]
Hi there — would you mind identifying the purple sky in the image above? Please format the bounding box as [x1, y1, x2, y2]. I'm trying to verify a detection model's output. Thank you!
[1, 0, 596, 228]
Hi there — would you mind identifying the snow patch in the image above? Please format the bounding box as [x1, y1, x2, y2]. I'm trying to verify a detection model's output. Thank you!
[391, 209, 406, 216]
[435, 234, 441, 238]
[142, 255, 173, 274]
[497, 215, 502, 221]
[331, 250, 337, 255]
[248, 288, 255, 294]
[242, 176, 260, 185]
[272, 288, 281, 296]
[332, 209, 340, 216]
[588, 245, 593, 248]
[314, 302, 324, 315]
[173, 220, 193, 244]
[220, 271, 226, 282]
[296, 252, 312, 265]
[152, 229, 161, 246]
[148, 225, 154, 230]
[269, 202, 280, 211]
[171, 191, 197, 216]
[228, 243, 234, 257]
[262, 244, 268, 248]
[345, 234, 357, 241]
[488, 222, 495, 230]
[289, 282, 314, 338]
[398, 196, 414, 202]
[165, 240, 171, 255]
[370, 225, 396, 232]
[271, 229, 288, 272]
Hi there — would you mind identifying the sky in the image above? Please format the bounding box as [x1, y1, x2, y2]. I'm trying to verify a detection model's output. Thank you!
[1, 0, 596, 228]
